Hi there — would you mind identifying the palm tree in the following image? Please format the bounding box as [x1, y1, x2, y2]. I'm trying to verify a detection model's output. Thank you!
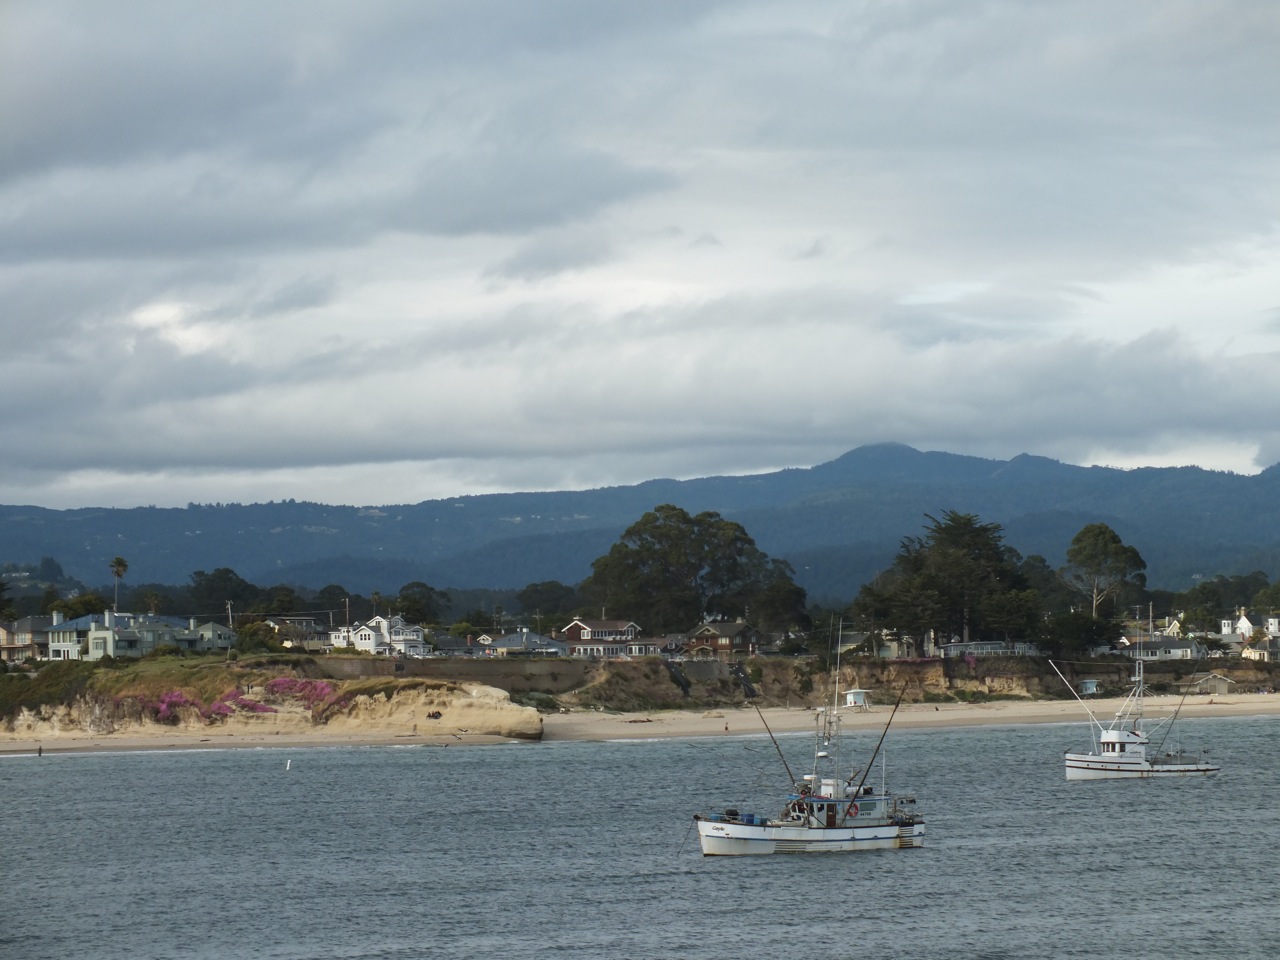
[109, 556, 129, 612]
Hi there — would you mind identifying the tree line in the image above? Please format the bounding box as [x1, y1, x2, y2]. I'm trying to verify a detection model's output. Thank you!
[5, 505, 1279, 658]
[844, 511, 1280, 658]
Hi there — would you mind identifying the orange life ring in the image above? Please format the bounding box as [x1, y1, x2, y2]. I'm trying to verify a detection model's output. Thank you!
[845, 801, 859, 817]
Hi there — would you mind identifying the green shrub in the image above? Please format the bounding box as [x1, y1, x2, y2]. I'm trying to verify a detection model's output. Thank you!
[0, 661, 98, 718]
[511, 691, 561, 712]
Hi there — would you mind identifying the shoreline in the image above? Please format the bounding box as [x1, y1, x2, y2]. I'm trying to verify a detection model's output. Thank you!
[542, 692, 1280, 741]
[5, 693, 1280, 755]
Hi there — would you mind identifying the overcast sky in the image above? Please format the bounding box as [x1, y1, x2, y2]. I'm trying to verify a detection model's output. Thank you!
[3, 1, 1278, 510]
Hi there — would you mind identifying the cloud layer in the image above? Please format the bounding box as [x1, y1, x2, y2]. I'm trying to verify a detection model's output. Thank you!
[3, 1, 1279, 508]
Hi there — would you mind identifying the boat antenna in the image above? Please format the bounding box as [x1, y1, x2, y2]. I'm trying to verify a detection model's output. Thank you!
[851, 684, 906, 795]
[754, 702, 796, 785]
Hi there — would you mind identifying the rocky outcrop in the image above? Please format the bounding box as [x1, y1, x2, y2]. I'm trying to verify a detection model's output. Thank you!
[321, 682, 542, 740]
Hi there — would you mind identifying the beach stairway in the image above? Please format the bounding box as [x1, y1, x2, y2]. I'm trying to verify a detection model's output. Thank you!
[730, 663, 759, 699]
[665, 659, 691, 697]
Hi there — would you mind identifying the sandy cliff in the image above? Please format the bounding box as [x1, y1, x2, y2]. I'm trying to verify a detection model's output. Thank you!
[3, 679, 542, 746]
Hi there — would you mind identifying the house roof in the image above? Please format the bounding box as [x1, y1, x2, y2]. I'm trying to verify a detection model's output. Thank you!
[692, 621, 756, 638]
[14, 616, 54, 630]
[433, 634, 475, 649]
[563, 619, 639, 631]
[48, 614, 107, 631]
[488, 631, 566, 651]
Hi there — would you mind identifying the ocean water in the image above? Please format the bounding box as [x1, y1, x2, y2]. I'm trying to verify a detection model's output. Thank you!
[2, 714, 1276, 960]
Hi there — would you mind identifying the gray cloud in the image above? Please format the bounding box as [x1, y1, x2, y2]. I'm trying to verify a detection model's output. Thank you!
[1, 0, 1279, 509]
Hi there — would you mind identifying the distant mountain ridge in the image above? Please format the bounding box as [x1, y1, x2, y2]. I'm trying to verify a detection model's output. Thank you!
[3, 443, 1278, 602]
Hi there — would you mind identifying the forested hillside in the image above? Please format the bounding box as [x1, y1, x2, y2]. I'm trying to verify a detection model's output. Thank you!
[2, 443, 1278, 600]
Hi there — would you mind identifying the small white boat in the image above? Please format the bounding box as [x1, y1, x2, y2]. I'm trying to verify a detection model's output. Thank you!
[1053, 654, 1219, 780]
[693, 695, 924, 856]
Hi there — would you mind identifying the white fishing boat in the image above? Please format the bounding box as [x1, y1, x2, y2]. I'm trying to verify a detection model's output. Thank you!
[692, 693, 924, 856]
[1052, 654, 1219, 780]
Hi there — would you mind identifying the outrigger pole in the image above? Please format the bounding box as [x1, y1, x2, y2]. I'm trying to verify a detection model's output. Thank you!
[1050, 659, 1105, 740]
[1151, 657, 1205, 755]
[754, 702, 796, 785]
[847, 685, 907, 811]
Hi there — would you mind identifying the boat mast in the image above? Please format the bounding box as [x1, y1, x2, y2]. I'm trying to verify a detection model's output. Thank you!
[830, 616, 844, 776]
[1133, 604, 1151, 730]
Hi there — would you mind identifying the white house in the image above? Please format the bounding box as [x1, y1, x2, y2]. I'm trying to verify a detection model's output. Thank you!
[328, 615, 427, 657]
[47, 611, 103, 660]
[1119, 636, 1207, 661]
[1220, 610, 1279, 639]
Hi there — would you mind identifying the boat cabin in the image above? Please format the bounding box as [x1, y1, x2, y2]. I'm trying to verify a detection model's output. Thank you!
[1098, 727, 1148, 756]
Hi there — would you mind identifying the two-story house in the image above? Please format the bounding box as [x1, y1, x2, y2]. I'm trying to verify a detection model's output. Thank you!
[1220, 609, 1280, 639]
[328, 615, 427, 657]
[684, 620, 760, 661]
[559, 619, 641, 658]
[47, 612, 106, 659]
[81, 612, 233, 660]
[3, 615, 54, 662]
[265, 616, 329, 652]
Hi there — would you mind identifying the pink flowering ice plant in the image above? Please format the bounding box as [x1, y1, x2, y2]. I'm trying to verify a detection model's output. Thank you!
[263, 677, 335, 708]
[152, 690, 198, 723]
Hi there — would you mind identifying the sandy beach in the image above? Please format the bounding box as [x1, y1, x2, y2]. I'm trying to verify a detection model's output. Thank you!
[5, 692, 1279, 755]
[541, 692, 1280, 741]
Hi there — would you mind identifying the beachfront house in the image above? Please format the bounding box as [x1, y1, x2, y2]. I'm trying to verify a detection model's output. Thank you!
[2, 615, 53, 662]
[73, 612, 235, 661]
[559, 619, 641, 658]
[47, 612, 106, 659]
[328, 614, 427, 657]
[940, 639, 1041, 658]
[1118, 635, 1207, 661]
[684, 620, 761, 661]
[481, 628, 569, 657]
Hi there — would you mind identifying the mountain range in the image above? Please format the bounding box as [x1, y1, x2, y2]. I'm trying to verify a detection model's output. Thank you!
[3, 443, 1279, 602]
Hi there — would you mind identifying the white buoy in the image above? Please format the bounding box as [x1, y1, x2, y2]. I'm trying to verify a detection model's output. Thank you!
[286, 759, 291, 771]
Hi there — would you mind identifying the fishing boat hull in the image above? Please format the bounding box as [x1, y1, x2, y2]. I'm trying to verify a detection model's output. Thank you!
[1051, 648, 1221, 782]
[695, 817, 924, 855]
[1064, 751, 1220, 780]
